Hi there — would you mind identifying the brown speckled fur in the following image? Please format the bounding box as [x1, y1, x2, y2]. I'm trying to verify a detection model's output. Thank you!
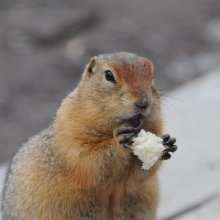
[2, 52, 163, 220]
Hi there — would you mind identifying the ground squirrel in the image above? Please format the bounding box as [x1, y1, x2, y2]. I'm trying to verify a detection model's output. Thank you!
[1, 52, 177, 220]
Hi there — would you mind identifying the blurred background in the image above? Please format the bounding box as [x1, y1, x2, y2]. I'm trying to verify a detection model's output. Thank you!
[0, 0, 220, 219]
[0, 0, 220, 163]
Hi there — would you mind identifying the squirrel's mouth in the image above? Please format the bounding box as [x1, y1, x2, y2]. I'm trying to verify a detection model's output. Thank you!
[127, 114, 142, 128]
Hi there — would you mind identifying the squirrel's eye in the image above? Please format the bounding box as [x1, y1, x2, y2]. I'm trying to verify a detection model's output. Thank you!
[105, 70, 116, 83]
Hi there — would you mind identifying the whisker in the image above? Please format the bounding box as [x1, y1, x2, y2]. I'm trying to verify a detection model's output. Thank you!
[161, 99, 180, 114]
[160, 93, 184, 102]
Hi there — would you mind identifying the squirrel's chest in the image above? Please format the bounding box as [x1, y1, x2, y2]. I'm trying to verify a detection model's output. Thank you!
[71, 187, 149, 220]
[43, 169, 152, 220]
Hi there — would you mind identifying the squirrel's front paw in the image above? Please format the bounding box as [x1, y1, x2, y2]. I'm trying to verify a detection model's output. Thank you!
[161, 134, 177, 160]
[113, 125, 138, 148]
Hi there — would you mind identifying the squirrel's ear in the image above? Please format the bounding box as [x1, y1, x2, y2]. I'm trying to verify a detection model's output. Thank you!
[86, 57, 97, 78]
[82, 57, 97, 81]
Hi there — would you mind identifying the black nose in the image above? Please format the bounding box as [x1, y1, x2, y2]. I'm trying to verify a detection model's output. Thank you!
[135, 100, 148, 109]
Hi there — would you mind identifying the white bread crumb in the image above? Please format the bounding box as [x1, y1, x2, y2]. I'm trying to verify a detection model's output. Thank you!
[132, 129, 165, 170]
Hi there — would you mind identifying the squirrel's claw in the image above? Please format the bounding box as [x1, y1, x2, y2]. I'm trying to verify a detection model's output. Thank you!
[121, 141, 134, 148]
[161, 134, 177, 160]
[161, 152, 171, 160]
[161, 134, 170, 142]
[163, 145, 177, 153]
[163, 137, 176, 146]
[113, 125, 137, 148]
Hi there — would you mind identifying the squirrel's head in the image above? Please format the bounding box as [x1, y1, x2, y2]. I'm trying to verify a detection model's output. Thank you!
[74, 52, 160, 133]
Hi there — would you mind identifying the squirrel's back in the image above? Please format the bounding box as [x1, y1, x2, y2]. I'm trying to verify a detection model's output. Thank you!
[2, 126, 56, 219]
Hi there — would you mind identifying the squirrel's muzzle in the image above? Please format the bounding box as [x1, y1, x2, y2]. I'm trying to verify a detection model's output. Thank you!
[134, 96, 151, 111]
[135, 97, 149, 109]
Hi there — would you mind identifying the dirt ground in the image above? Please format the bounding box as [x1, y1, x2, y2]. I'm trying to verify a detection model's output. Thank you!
[0, 0, 220, 163]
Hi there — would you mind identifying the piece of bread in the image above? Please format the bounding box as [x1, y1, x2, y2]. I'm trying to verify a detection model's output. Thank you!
[132, 129, 165, 170]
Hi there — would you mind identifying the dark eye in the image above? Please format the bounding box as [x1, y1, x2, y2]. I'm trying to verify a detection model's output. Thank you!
[105, 70, 116, 83]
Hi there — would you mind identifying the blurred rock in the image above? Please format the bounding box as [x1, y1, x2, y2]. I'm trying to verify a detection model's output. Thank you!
[203, 18, 220, 44]
[165, 53, 220, 84]
[65, 37, 87, 62]
[1, 6, 100, 49]
[3, 28, 33, 54]
[2, 7, 90, 36]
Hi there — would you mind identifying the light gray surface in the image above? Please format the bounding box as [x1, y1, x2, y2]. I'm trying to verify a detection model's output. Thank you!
[158, 69, 220, 219]
[173, 194, 220, 220]
[0, 164, 7, 220]
[1, 70, 220, 219]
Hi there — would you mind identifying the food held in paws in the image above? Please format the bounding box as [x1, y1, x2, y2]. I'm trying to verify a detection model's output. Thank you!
[132, 129, 165, 170]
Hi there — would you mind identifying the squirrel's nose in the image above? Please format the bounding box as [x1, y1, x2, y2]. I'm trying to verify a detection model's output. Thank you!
[135, 98, 149, 109]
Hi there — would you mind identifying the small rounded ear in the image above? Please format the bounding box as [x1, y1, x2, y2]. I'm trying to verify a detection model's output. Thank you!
[141, 59, 154, 72]
[148, 60, 154, 73]
[148, 60, 154, 79]
[86, 57, 97, 78]
[81, 57, 97, 81]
